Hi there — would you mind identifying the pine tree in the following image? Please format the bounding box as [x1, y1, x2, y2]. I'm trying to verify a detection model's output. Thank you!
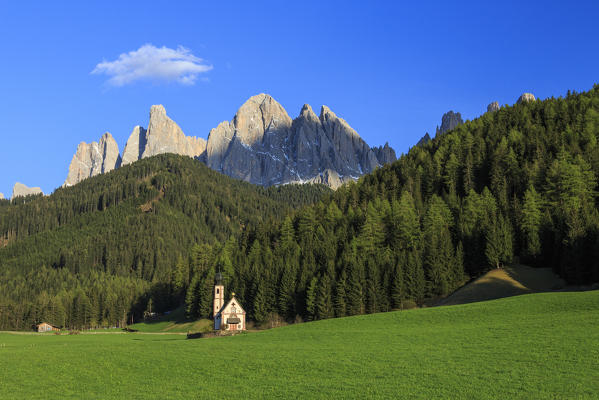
[346, 256, 364, 315]
[521, 186, 542, 259]
[278, 267, 296, 320]
[173, 254, 189, 300]
[485, 214, 513, 269]
[252, 278, 268, 324]
[315, 274, 333, 320]
[391, 263, 404, 309]
[305, 277, 318, 320]
[390, 191, 421, 251]
[334, 269, 348, 317]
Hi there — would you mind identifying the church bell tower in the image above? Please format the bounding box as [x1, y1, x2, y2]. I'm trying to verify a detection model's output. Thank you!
[213, 272, 224, 318]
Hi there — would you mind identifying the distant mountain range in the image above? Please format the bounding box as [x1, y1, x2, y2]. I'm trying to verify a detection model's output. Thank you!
[0, 92, 540, 199]
[64, 94, 397, 190]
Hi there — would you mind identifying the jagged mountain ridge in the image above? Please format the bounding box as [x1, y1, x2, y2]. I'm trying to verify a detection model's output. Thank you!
[64, 132, 121, 187]
[65, 94, 396, 189]
[202, 95, 387, 187]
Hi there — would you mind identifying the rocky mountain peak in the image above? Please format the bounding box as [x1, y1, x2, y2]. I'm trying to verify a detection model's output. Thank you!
[417, 133, 432, 146]
[12, 182, 43, 198]
[372, 142, 397, 165]
[318, 105, 339, 124]
[62, 95, 395, 190]
[517, 93, 536, 104]
[150, 104, 166, 117]
[64, 132, 121, 186]
[299, 103, 318, 119]
[142, 105, 206, 160]
[487, 102, 500, 113]
[232, 93, 292, 146]
[121, 126, 147, 166]
[436, 111, 464, 136]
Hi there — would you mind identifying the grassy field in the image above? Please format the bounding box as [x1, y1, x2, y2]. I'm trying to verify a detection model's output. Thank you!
[1, 291, 598, 399]
[128, 307, 212, 333]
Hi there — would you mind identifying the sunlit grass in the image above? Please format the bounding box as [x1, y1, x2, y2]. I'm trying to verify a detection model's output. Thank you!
[1, 291, 598, 399]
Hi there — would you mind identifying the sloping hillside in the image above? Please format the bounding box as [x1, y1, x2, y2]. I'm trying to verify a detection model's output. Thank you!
[1, 291, 598, 399]
[439, 264, 566, 306]
[0, 154, 330, 330]
[221, 85, 599, 325]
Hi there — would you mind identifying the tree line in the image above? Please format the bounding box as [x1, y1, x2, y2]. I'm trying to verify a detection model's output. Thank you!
[2, 85, 599, 330]
[184, 85, 599, 324]
[0, 155, 329, 330]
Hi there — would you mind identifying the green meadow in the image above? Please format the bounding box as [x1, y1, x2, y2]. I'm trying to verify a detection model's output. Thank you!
[1, 291, 598, 399]
[128, 307, 212, 333]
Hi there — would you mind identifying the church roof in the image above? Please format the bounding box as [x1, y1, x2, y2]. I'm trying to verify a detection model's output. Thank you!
[216, 296, 246, 316]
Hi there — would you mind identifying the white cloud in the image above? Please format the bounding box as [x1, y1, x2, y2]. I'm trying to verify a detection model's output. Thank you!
[92, 44, 212, 86]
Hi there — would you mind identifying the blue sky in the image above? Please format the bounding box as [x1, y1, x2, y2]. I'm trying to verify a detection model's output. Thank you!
[1, 1, 598, 196]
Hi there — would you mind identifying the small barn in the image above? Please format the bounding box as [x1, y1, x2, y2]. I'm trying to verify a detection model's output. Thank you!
[36, 322, 59, 332]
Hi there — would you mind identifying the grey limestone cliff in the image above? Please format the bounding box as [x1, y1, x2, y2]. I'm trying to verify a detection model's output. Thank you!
[12, 182, 43, 198]
[142, 105, 206, 160]
[63, 95, 394, 189]
[121, 126, 147, 166]
[436, 111, 464, 136]
[371, 142, 397, 165]
[64, 132, 121, 186]
[203, 94, 388, 189]
[487, 102, 500, 113]
[120, 106, 206, 168]
[517, 93, 536, 104]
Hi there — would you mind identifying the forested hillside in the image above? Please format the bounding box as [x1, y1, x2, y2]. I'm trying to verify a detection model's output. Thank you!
[3, 86, 599, 331]
[184, 86, 599, 324]
[0, 155, 329, 330]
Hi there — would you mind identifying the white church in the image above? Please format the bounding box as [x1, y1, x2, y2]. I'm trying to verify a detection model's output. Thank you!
[213, 272, 246, 331]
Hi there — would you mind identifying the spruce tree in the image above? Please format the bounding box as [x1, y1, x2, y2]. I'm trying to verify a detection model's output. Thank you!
[305, 277, 318, 320]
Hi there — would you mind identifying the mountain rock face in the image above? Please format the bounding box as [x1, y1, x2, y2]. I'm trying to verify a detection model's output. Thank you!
[371, 143, 397, 165]
[436, 111, 464, 136]
[0, 193, 4, 200]
[121, 126, 147, 166]
[305, 169, 346, 188]
[119, 105, 207, 168]
[12, 183, 43, 198]
[517, 93, 536, 104]
[64, 132, 121, 186]
[203, 94, 386, 188]
[142, 105, 206, 160]
[487, 102, 500, 113]
[63, 95, 394, 189]
[417, 133, 432, 146]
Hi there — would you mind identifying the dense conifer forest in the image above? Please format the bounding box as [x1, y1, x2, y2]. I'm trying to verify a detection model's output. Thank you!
[196, 85, 599, 324]
[0, 155, 329, 330]
[2, 85, 599, 330]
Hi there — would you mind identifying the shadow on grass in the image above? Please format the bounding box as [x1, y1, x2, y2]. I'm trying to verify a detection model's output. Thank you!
[440, 276, 530, 306]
